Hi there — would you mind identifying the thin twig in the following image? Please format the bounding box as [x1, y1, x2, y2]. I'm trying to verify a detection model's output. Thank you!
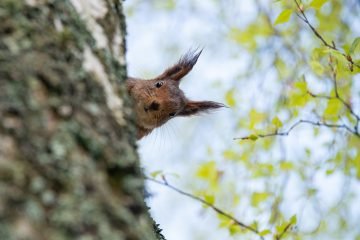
[234, 119, 359, 140]
[308, 90, 360, 124]
[328, 61, 340, 97]
[294, 0, 333, 49]
[305, 61, 360, 134]
[146, 176, 264, 239]
[307, 91, 332, 100]
[330, 63, 360, 121]
[293, 0, 360, 69]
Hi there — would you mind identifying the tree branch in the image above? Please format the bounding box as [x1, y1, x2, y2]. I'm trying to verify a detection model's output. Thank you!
[293, 0, 360, 69]
[146, 176, 264, 239]
[307, 90, 360, 124]
[306, 61, 360, 133]
[330, 62, 360, 124]
[234, 119, 359, 141]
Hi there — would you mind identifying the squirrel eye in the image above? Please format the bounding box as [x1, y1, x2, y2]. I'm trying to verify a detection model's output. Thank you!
[155, 81, 164, 88]
[169, 112, 176, 117]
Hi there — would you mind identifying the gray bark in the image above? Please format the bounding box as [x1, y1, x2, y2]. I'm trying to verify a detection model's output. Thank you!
[0, 1, 160, 239]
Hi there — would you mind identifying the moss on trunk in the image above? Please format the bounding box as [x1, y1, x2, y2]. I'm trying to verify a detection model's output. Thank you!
[0, 1, 161, 239]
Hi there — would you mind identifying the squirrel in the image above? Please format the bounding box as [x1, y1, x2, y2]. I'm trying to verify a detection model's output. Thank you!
[127, 49, 225, 139]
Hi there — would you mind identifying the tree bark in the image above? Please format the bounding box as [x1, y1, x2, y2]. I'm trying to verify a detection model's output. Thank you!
[0, 1, 160, 239]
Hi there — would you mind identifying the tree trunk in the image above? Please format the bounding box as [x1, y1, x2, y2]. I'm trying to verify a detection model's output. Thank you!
[0, 1, 160, 239]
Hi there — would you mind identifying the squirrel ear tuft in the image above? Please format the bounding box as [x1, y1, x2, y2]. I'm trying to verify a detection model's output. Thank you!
[155, 49, 203, 82]
[178, 101, 225, 116]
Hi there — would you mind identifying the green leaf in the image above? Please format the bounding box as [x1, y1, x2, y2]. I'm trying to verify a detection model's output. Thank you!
[324, 99, 342, 118]
[217, 213, 236, 229]
[229, 224, 242, 235]
[288, 80, 310, 107]
[196, 161, 217, 180]
[289, 93, 309, 107]
[276, 222, 288, 233]
[150, 170, 162, 178]
[251, 192, 269, 207]
[309, 0, 328, 9]
[354, 154, 360, 180]
[272, 116, 283, 128]
[156, 0, 176, 10]
[223, 150, 237, 160]
[310, 60, 325, 75]
[280, 161, 294, 171]
[259, 229, 271, 236]
[312, 47, 328, 59]
[228, 27, 257, 51]
[343, 43, 351, 55]
[294, 81, 308, 93]
[249, 109, 267, 129]
[253, 163, 274, 178]
[275, 58, 290, 78]
[275, 215, 296, 237]
[250, 221, 259, 231]
[204, 194, 215, 205]
[323, 49, 349, 72]
[274, 9, 292, 25]
[350, 37, 360, 54]
[225, 89, 236, 107]
[326, 168, 335, 175]
[249, 134, 258, 141]
[233, 195, 240, 205]
[290, 215, 297, 225]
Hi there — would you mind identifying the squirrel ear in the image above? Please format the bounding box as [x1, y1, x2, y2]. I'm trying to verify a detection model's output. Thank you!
[155, 49, 202, 82]
[178, 101, 225, 116]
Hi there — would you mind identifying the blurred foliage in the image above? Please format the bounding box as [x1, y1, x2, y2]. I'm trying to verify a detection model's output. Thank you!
[213, 0, 360, 238]
[126, 0, 360, 239]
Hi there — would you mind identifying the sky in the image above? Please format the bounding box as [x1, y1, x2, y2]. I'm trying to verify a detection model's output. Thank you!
[124, 3, 247, 239]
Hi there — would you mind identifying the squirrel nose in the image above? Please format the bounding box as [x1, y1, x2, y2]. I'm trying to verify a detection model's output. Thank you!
[145, 101, 160, 112]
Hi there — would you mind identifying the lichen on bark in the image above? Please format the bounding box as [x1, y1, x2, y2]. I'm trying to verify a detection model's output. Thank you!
[0, 0, 160, 239]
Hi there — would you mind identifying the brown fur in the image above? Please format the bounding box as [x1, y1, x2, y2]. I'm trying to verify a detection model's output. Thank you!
[127, 49, 224, 139]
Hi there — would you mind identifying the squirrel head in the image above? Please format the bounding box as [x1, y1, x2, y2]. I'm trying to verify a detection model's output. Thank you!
[127, 49, 225, 139]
